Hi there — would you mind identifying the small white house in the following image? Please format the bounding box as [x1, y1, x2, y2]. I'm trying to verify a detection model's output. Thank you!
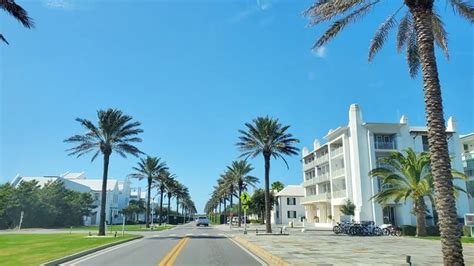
[271, 185, 306, 225]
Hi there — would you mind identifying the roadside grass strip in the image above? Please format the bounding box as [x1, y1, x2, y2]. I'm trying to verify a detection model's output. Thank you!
[158, 237, 189, 266]
[0, 233, 138, 266]
[69, 224, 174, 232]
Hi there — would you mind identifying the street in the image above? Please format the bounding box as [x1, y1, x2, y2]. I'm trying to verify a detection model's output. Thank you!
[63, 224, 264, 266]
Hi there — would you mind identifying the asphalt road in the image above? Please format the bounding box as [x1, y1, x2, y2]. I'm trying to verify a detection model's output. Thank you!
[63, 223, 264, 266]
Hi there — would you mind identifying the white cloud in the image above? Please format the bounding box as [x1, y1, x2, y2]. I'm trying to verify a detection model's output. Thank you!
[313, 46, 327, 59]
[43, 0, 74, 9]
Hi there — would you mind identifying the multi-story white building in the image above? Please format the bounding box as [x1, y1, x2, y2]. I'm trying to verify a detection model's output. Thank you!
[271, 185, 305, 225]
[11, 172, 132, 225]
[461, 133, 474, 212]
[301, 104, 469, 226]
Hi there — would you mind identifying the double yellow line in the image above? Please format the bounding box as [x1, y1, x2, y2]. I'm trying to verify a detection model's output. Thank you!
[158, 237, 189, 266]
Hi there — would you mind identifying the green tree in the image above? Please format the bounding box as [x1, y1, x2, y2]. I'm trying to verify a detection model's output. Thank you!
[156, 170, 175, 225]
[237, 117, 299, 233]
[304, 1, 473, 263]
[0, 183, 20, 229]
[369, 148, 467, 237]
[249, 189, 275, 224]
[65, 109, 143, 236]
[271, 181, 285, 192]
[340, 199, 355, 217]
[129, 156, 168, 228]
[164, 178, 178, 224]
[1, 0, 34, 44]
[227, 160, 259, 227]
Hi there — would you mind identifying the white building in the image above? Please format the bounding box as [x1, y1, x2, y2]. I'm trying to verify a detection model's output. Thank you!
[301, 104, 469, 227]
[11, 172, 132, 225]
[460, 133, 474, 212]
[271, 185, 305, 225]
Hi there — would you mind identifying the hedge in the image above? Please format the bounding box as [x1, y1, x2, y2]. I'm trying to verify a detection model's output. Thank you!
[401, 225, 440, 236]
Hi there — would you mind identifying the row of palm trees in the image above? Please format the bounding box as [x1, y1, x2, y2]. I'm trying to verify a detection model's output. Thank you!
[206, 117, 300, 232]
[65, 109, 196, 236]
[205, 160, 259, 227]
[129, 156, 194, 228]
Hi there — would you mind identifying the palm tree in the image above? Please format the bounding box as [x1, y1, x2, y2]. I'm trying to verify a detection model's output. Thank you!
[237, 117, 299, 233]
[304, 1, 473, 263]
[156, 170, 175, 225]
[129, 156, 168, 228]
[65, 109, 143, 236]
[165, 178, 178, 224]
[1, 0, 34, 45]
[369, 148, 467, 237]
[227, 160, 259, 227]
[271, 181, 285, 192]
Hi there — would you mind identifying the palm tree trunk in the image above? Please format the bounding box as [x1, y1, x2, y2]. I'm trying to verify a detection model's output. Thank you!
[167, 192, 171, 224]
[414, 199, 427, 237]
[176, 197, 179, 224]
[230, 188, 233, 223]
[238, 186, 242, 227]
[98, 153, 110, 236]
[264, 154, 271, 233]
[410, 3, 463, 264]
[159, 186, 164, 226]
[223, 195, 227, 224]
[146, 178, 152, 228]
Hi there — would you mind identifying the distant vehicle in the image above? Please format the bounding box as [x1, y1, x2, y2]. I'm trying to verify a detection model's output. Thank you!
[196, 216, 209, 227]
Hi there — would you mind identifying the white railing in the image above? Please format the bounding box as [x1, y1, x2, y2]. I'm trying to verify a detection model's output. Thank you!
[302, 178, 316, 187]
[301, 193, 331, 204]
[374, 141, 396, 150]
[315, 155, 329, 165]
[316, 174, 330, 183]
[331, 146, 343, 157]
[332, 190, 346, 198]
[331, 167, 345, 178]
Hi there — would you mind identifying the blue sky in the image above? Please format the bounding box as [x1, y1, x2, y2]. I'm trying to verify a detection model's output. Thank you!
[1, 0, 473, 212]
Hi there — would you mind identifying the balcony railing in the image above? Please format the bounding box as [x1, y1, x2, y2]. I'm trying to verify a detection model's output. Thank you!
[374, 141, 396, 150]
[332, 190, 346, 198]
[331, 146, 343, 157]
[315, 155, 329, 165]
[302, 178, 316, 187]
[301, 192, 331, 204]
[316, 174, 330, 183]
[331, 168, 345, 178]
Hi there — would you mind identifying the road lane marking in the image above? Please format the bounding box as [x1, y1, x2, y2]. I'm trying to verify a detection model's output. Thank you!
[158, 237, 189, 266]
[65, 238, 143, 266]
[185, 233, 193, 236]
[201, 233, 209, 236]
[168, 234, 177, 237]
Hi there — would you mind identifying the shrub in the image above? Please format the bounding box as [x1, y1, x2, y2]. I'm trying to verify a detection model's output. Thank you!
[426, 225, 440, 236]
[248, 219, 260, 224]
[463, 226, 472, 237]
[401, 225, 416, 236]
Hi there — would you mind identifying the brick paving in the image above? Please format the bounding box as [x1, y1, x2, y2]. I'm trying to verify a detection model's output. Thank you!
[219, 225, 474, 265]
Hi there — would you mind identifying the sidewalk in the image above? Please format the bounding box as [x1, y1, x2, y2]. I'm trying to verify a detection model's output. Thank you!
[225, 226, 474, 265]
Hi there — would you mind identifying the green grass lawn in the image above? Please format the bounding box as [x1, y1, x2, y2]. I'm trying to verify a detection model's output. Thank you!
[413, 236, 474, 244]
[69, 224, 174, 231]
[0, 233, 139, 266]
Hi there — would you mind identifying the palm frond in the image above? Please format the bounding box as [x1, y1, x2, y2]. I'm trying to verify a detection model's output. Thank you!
[0, 0, 34, 28]
[304, 0, 367, 25]
[406, 24, 419, 78]
[368, 5, 403, 61]
[396, 11, 412, 53]
[0, 34, 9, 44]
[313, 1, 379, 49]
[450, 0, 474, 22]
[432, 10, 449, 59]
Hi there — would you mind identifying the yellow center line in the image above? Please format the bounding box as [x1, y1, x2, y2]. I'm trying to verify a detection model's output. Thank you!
[158, 237, 189, 266]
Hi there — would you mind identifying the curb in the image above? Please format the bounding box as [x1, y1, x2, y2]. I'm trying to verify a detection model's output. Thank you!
[41, 235, 143, 266]
[233, 235, 289, 266]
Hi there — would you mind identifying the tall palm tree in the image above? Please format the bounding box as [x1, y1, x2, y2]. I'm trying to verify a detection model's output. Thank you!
[237, 117, 299, 233]
[304, 1, 473, 263]
[156, 170, 175, 225]
[165, 178, 178, 224]
[65, 109, 143, 236]
[227, 160, 259, 227]
[271, 181, 285, 192]
[1, 0, 34, 45]
[129, 156, 168, 228]
[369, 148, 467, 237]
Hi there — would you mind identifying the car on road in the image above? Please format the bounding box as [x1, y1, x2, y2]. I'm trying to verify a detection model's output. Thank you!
[196, 216, 209, 227]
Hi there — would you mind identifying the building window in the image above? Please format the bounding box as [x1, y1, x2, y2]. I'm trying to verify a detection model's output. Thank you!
[374, 134, 397, 150]
[305, 169, 316, 180]
[287, 211, 297, 219]
[276, 211, 279, 219]
[467, 181, 474, 198]
[287, 198, 296, 205]
[464, 144, 469, 152]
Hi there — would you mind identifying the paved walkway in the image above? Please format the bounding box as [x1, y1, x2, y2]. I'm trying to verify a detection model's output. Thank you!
[218, 225, 474, 265]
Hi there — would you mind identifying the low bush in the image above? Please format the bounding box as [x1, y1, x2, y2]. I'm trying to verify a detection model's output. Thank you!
[426, 225, 440, 236]
[401, 225, 416, 236]
[248, 219, 260, 224]
[463, 226, 472, 237]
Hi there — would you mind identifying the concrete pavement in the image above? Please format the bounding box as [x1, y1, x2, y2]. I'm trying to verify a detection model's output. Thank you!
[62, 223, 264, 266]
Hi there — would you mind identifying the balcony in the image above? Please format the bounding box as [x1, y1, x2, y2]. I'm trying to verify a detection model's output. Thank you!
[331, 146, 344, 158]
[332, 190, 346, 198]
[303, 160, 317, 171]
[374, 141, 397, 150]
[302, 178, 316, 187]
[331, 168, 345, 178]
[315, 174, 330, 183]
[301, 192, 332, 204]
[315, 154, 329, 165]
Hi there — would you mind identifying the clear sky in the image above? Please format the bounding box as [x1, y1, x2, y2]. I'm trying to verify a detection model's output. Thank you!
[1, 0, 473, 212]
